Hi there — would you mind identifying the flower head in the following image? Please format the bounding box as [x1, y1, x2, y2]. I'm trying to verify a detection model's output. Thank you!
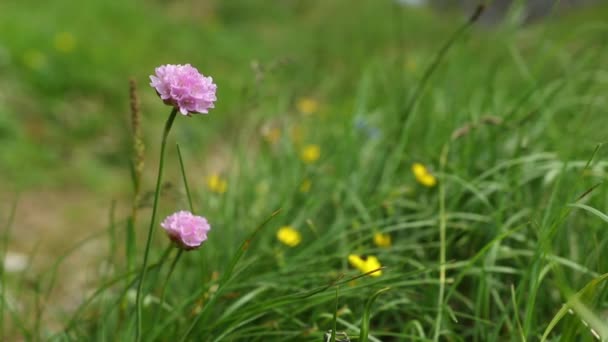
[206, 174, 227, 194]
[150, 64, 217, 115]
[373, 233, 392, 248]
[412, 163, 437, 187]
[300, 144, 321, 164]
[277, 226, 301, 247]
[160, 211, 211, 250]
[348, 254, 382, 277]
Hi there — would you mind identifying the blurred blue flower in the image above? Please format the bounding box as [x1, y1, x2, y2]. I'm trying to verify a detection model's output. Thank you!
[354, 116, 381, 140]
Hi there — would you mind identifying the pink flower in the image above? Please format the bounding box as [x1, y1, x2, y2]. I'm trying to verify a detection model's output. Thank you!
[160, 211, 211, 250]
[149, 64, 217, 115]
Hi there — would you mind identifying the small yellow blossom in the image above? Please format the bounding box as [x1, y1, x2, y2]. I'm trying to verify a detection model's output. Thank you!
[299, 179, 312, 193]
[412, 163, 437, 187]
[261, 126, 281, 145]
[373, 233, 392, 248]
[277, 226, 301, 247]
[22, 50, 47, 70]
[348, 254, 382, 277]
[53, 32, 76, 53]
[206, 174, 227, 194]
[300, 144, 320, 164]
[296, 97, 319, 115]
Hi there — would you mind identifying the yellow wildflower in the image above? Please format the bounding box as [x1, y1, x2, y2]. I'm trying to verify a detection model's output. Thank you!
[53, 32, 76, 53]
[206, 174, 227, 194]
[296, 97, 319, 115]
[373, 233, 392, 248]
[412, 163, 437, 187]
[299, 179, 312, 193]
[277, 226, 301, 247]
[261, 126, 281, 145]
[300, 144, 320, 164]
[348, 255, 382, 277]
[22, 50, 47, 70]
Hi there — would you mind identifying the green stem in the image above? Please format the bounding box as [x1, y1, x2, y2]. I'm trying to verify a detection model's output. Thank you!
[135, 107, 178, 342]
[149, 249, 183, 337]
[433, 144, 449, 342]
[176, 144, 194, 213]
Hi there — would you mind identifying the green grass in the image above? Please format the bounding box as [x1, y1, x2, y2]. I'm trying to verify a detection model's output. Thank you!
[1, 0, 608, 340]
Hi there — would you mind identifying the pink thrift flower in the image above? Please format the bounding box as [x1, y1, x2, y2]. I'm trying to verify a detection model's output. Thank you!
[150, 64, 217, 115]
[160, 211, 211, 250]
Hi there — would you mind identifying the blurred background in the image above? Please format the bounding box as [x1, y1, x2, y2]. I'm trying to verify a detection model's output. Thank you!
[1, 0, 608, 334]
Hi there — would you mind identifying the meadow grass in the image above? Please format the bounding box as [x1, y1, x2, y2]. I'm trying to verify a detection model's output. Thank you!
[1, 0, 608, 341]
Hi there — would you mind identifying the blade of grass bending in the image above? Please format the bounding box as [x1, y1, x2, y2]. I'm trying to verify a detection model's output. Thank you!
[379, 4, 485, 186]
[540, 273, 608, 341]
[568, 203, 608, 223]
[0, 199, 18, 340]
[178, 209, 282, 341]
[176, 144, 194, 213]
[360, 287, 390, 342]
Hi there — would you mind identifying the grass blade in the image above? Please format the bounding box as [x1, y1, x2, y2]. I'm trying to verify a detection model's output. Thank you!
[540, 273, 608, 341]
[359, 287, 390, 342]
[330, 287, 338, 342]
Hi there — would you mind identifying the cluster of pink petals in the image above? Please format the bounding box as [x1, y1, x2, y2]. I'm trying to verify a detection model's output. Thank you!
[160, 211, 211, 250]
[150, 64, 217, 115]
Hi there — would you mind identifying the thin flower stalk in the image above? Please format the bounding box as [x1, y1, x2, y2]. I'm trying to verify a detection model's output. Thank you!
[135, 107, 178, 342]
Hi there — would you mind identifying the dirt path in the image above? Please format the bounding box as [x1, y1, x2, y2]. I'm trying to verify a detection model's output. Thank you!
[2, 188, 125, 333]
